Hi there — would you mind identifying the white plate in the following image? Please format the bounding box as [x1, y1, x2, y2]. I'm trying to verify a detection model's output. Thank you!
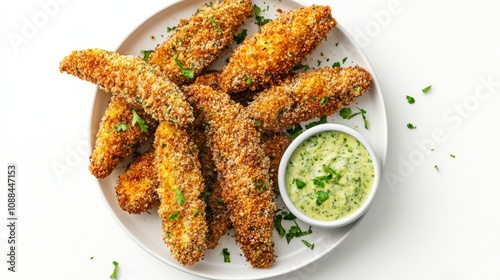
[90, 0, 388, 279]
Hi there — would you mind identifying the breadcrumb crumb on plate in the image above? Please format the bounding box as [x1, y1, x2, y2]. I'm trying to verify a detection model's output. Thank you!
[91, 0, 387, 279]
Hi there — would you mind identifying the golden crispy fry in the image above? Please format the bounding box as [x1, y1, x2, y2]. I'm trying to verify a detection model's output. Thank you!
[115, 148, 158, 214]
[89, 96, 158, 178]
[260, 131, 291, 195]
[220, 5, 336, 93]
[193, 71, 222, 91]
[245, 66, 372, 131]
[204, 176, 231, 249]
[59, 48, 193, 126]
[183, 84, 276, 268]
[194, 71, 257, 105]
[191, 73, 232, 249]
[154, 122, 208, 266]
[148, 0, 253, 85]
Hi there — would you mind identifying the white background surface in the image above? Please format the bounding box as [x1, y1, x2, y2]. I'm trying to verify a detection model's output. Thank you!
[1, 0, 499, 279]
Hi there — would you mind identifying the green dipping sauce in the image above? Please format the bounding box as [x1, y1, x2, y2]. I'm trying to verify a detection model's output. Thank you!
[285, 131, 375, 221]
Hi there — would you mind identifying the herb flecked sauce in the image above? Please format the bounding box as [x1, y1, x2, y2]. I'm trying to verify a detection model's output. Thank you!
[285, 131, 374, 221]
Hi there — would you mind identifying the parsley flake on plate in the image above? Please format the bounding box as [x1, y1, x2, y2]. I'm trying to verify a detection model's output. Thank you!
[222, 248, 231, 263]
[234, 29, 247, 44]
[406, 95, 415, 104]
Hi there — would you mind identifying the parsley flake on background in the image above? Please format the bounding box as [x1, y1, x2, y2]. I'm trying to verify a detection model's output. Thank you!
[422, 85, 432, 93]
[109, 261, 119, 279]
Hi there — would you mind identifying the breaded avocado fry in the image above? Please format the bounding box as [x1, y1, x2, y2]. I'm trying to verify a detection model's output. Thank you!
[148, 0, 253, 85]
[245, 66, 372, 131]
[59, 48, 193, 127]
[183, 84, 276, 268]
[154, 122, 208, 266]
[220, 5, 336, 93]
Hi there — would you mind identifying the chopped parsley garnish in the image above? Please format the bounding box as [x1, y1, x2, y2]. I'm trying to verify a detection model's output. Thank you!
[140, 50, 153, 61]
[294, 179, 306, 189]
[254, 4, 272, 26]
[208, 17, 222, 32]
[286, 124, 303, 139]
[342, 57, 348, 64]
[323, 165, 342, 183]
[109, 261, 119, 279]
[302, 239, 315, 250]
[174, 187, 185, 206]
[434, 165, 439, 171]
[167, 210, 180, 221]
[332, 61, 341, 68]
[292, 63, 309, 71]
[193, 209, 199, 217]
[274, 212, 286, 236]
[406, 95, 415, 104]
[312, 177, 327, 188]
[286, 223, 312, 244]
[339, 107, 369, 129]
[316, 190, 329, 205]
[422, 85, 432, 93]
[246, 77, 253, 84]
[254, 180, 268, 193]
[253, 119, 261, 127]
[274, 211, 313, 244]
[166, 26, 177, 33]
[131, 109, 148, 133]
[359, 108, 369, 129]
[115, 123, 129, 132]
[450, 154, 456, 158]
[234, 29, 247, 44]
[320, 96, 329, 106]
[339, 107, 358, 119]
[222, 248, 231, 262]
[173, 53, 194, 79]
[304, 116, 327, 129]
[407, 123, 417, 129]
[90, 256, 94, 260]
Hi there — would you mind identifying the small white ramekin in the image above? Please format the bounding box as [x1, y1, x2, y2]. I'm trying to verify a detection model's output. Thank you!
[278, 123, 381, 228]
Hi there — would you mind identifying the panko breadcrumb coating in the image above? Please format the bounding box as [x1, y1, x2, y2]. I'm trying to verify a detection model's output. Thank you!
[59, 48, 193, 127]
[260, 131, 291, 195]
[246, 66, 372, 131]
[115, 148, 159, 214]
[220, 5, 336, 93]
[154, 122, 208, 266]
[148, 0, 253, 85]
[194, 71, 257, 105]
[89, 96, 158, 178]
[183, 84, 276, 268]
[191, 74, 232, 249]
